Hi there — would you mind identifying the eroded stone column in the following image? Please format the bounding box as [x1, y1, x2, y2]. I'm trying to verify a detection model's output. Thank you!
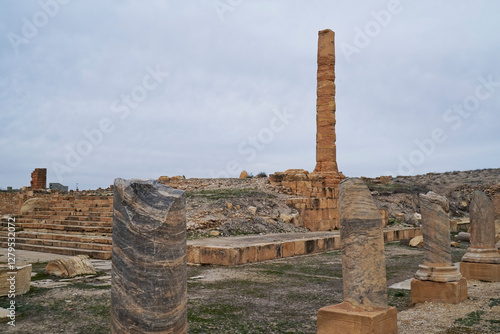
[111, 179, 187, 334]
[314, 29, 338, 175]
[460, 191, 500, 281]
[339, 178, 388, 310]
[317, 178, 397, 334]
[415, 192, 462, 282]
[412, 191, 467, 304]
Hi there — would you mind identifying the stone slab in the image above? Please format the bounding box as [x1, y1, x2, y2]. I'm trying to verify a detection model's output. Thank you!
[317, 302, 398, 334]
[411, 278, 468, 304]
[460, 261, 500, 282]
[187, 227, 421, 266]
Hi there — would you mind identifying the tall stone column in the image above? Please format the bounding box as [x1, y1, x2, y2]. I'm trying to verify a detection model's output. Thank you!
[111, 179, 187, 334]
[314, 29, 338, 175]
[460, 191, 500, 281]
[412, 191, 467, 304]
[317, 178, 397, 334]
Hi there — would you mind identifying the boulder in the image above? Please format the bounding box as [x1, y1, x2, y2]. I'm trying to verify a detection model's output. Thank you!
[239, 170, 249, 178]
[46, 255, 96, 278]
[248, 206, 257, 215]
[456, 232, 471, 242]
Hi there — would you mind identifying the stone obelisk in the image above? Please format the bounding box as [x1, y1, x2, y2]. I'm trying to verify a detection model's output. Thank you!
[317, 178, 397, 334]
[411, 191, 467, 304]
[111, 179, 187, 334]
[314, 29, 338, 176]
[460, 191, 500, 281]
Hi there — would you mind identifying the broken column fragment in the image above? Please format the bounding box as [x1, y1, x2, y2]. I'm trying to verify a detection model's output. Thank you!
[460, 191, 500, 281]
[111, 179, 187, 334]
[412, 191, 467, 304]
[317, 178, 397, 334]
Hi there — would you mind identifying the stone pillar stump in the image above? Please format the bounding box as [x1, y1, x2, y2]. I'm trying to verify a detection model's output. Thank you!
[317, 178, 397, 334]
[111, 179, 187, 334]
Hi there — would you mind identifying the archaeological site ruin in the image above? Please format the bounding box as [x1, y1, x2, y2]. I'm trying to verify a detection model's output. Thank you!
[1, 28, 500, 333]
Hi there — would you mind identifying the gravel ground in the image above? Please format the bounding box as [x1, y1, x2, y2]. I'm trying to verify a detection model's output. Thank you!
[398, 280, 500, 334]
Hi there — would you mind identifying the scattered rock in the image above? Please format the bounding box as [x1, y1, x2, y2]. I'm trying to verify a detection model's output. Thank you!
[409, 235, 423, 248]
[226, 203, 233, 210]
[248, 206, 257, 215]
[392, 212, 405, 222]
[280, 213, 295, 223]
[239, 171, 249, 179]
[450, 241, 460, 248]
[413, 213, 421, 221]
[209, 230, 221, 237]
[456, 232, 471, 242]
[46, 255, 96, 278]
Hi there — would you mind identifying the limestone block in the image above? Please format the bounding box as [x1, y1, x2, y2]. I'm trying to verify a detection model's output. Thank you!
[411, 278, 468, 304]
[111, 179, 187, 334]
[239, 170, 248, 178]
[46, 255, 95, 277]
[317, 302, 397, 334]
[409, 235, 423, 248]
[0, 264, 32, 297]
[460, 262, 500, 282]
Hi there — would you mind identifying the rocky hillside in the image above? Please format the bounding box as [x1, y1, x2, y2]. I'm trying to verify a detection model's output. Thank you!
[364, 168, 500, 225]
[168, 168, 500, 237]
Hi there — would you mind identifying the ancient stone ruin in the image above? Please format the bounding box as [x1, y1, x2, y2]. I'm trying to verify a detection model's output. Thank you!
[317, 178, 397, 334]
[460, 191, 500, 281]
[411, 191, 468, 304]
[111, 179, 187, 333]
[270, 29, 344, 231]
[30, 168, 47, 190]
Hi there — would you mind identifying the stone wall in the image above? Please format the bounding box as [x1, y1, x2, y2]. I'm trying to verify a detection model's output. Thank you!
[269, 169, 343, 231]
[30, 168, 47, 190]
[0, 192, 22, 215]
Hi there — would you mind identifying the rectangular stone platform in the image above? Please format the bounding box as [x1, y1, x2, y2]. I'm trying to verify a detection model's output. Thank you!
[187, 227, 421, 266]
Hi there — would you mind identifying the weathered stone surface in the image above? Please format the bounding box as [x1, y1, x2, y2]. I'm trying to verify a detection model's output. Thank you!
[462, 191, 500, 264]
[409, 235, 423, 248]
[317, 302, 398, 334]
[20, 197, 48, 214]
[0, 264, 32, 297]
[314, 29, 338, 174]
[411, 278, 468, 304]
[339, 178, 388, 310]
[456, 232, 471, 242]
[45, 255, 96, 278]
[239, 170, 249, 178]
[460, 262, 500, 282]
[415, 192, 462, 282]
[111, 179, 187, 334]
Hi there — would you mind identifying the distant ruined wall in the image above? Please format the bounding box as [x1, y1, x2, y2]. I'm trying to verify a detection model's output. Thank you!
[30, 168, 47, 190]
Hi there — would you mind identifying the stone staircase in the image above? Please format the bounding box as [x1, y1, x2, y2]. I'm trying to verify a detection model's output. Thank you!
[0, 195, 113, 259]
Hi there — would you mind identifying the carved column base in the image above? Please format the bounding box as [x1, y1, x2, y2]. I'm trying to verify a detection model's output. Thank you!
[411, 278, 468, 304]
[460, 262, 500, 282]
[415, 264, 463, 282]
[317, 301, 397, 334]
[462, 248, 500, 264]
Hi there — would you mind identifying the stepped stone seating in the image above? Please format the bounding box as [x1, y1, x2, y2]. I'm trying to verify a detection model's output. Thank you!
[0, 195, 113, 259]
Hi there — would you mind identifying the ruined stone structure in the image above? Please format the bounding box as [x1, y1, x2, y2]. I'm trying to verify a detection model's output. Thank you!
[412, 192, 467, 304]
[270, 29, 344, 231]
[111, 179, 187, 334]
[317, 178, 397, 334]
[30, 168, 47, 190]
[460, 191, 500, 281]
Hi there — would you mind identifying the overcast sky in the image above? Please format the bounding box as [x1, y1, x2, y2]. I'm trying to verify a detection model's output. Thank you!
[1, 0, 499, 190]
